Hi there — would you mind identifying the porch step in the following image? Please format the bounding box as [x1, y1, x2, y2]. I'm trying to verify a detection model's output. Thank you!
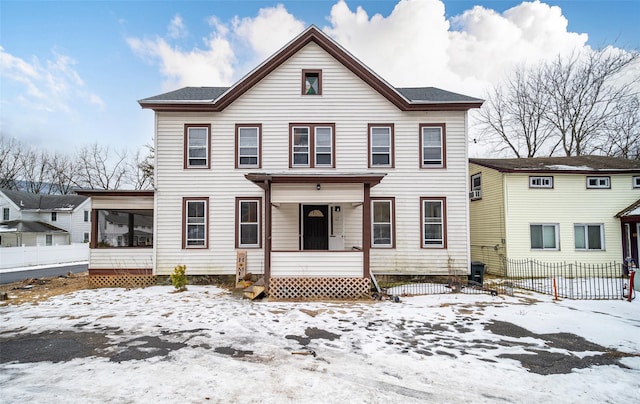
[243, 277, 266, 300]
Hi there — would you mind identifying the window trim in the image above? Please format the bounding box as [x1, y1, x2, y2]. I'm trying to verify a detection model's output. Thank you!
[529, 176, 554, 189]
[470, 173, 482, 200]
[530, 223, 560, 250]
[302, 69, 322, 95]
[368, 124, 394, 168]
[371, 197, 396, 248]
[184, 124, 211, 169]
[420, 197, 447, 249]
[419, 123, 446, 168]
[633, 176, 640, 189]
[574, 223, 605, 251]
[235, 124, 262, 169]
[182, 197, 209, 249]
[236, 197, 262, 249]
[289, 123, 336, 168]
[586, 176, 610, 189]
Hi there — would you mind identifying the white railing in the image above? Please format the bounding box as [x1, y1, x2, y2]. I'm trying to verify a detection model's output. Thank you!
[0, 244, 89, 271]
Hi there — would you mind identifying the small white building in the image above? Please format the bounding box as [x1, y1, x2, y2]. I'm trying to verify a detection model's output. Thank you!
[0, 188, 91, 247]
[83, 26, 483, 297]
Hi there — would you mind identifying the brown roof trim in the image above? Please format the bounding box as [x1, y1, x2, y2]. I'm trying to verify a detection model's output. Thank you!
[245, 173, 386, 187]
[140, 26, 482, 113]
[75, 190, 154, 197]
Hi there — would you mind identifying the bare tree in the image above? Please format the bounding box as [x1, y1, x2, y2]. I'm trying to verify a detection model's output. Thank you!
[543, 49, 640, 156]
[477, 65, 557, 157]
[48, 152, 80, 194]
[19, 149, 51, 194]
[477, 47, 640, 158]
[597, 97, 640, 159]
[75, 143, 128, 190]
[126, 144, 154, 190]
[0, 135, 22, 189]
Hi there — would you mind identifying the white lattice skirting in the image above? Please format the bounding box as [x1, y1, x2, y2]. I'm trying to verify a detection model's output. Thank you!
[269, 277, 371, 300]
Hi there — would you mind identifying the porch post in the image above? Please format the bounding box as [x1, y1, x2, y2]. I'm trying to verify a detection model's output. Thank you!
[264, 180, 272, 290]
[363, 183, 371, 278]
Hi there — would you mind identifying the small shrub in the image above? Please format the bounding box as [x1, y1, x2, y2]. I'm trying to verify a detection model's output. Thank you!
[170, 264, 188, 292]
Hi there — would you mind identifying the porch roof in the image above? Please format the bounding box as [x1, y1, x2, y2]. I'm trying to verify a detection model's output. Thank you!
[244, 173, 386, 189]
[616, 199, 640, 218]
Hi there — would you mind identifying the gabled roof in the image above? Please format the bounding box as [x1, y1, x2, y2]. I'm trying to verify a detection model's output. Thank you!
[0, 220, 68, 233]
[139, 25, 483, 112]
[469, 156, 640, 174]
[0, 189, 88, 212]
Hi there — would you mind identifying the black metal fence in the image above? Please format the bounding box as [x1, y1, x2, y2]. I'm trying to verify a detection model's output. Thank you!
[372, 259, 629, 300]
[505, 259, 625, 300]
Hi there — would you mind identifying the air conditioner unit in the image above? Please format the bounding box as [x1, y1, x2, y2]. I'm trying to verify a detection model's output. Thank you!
[469, 190, 481, 200]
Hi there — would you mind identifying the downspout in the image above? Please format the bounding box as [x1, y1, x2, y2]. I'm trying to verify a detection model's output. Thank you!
[264, 180, 272, 291]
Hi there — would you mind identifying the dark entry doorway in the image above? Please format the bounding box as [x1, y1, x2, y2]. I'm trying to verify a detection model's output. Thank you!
[303, 205, 328, 250]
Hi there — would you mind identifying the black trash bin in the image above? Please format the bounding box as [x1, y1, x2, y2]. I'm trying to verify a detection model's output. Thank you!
[469, 261, 486, 285]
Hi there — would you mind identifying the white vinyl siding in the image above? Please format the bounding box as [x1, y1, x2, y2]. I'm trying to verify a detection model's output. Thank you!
[153, 42, 470, 276]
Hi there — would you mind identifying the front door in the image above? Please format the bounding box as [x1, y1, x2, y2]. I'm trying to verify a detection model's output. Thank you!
[303, 205, 328, 250]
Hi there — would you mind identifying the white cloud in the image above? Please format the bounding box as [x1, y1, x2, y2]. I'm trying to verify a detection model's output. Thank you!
[127, 19, 236, 89]
[0, 46, 104, 113]
[232, 3, 305, 61]
[168, 15, 188, 39]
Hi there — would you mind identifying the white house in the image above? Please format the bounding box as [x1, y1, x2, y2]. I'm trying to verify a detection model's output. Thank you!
[469, 156, 640, 276]
[0, 188, 91, 247]
[82, 26, 483, 297]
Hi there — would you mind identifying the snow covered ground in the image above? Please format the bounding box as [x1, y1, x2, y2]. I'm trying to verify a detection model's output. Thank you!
[1, 285, 638, 403]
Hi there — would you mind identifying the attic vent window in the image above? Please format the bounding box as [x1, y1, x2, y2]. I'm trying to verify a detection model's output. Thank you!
[302, 70, 322, 95]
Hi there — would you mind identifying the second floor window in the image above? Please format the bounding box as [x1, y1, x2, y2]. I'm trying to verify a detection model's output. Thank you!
[290, 124, 335, 168]
[236, 125, 261, 168]
[51, 212, 57, 222]
[2, 207, 9, 221]
[420, 124, 445, 168]
[184, 124, 211, 169]
[530, 176, 553, 188]
[587, 176, 610, 189]
[369, 125, 393, 167]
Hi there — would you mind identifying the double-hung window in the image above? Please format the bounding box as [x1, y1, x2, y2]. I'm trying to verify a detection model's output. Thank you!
[574, 224, 604, 251]
[184, 124, 211, 169]
[51, 212, 57, 222]
[183, 198, 208, 248]
[236, 124, 261, 168]
[530, 224, 559, 250]
[371, 198, 394, 248]
[2, 208, 9, 221]
[84, 210, 89, 222]
[420, 124, 446, 168]
[421, 197, 446, 248]
[290, 124, 335, 167]
[237, 198, 261, 248]
[369, 124, 393, 167]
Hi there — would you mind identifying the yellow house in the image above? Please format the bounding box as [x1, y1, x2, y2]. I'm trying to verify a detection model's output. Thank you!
[469, 156, 640, 276]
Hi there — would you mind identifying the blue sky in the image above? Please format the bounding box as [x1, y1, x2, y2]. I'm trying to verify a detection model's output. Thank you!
[1, 0, 639, 156]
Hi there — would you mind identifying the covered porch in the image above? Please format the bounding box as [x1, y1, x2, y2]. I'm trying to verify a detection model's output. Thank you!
[617, 199, 640, 272]
[245, 173, 385, 299]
